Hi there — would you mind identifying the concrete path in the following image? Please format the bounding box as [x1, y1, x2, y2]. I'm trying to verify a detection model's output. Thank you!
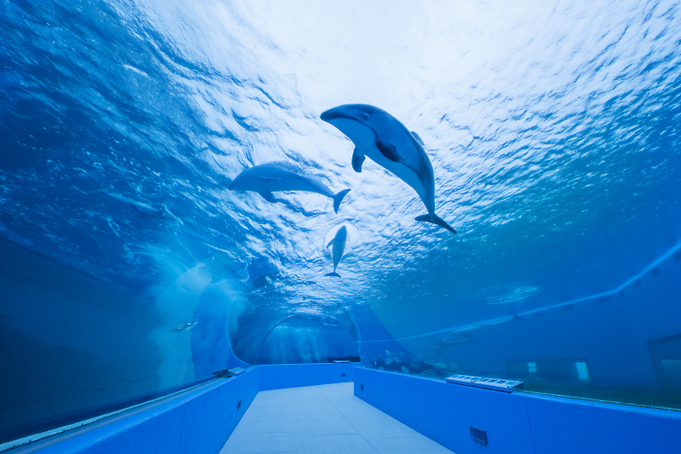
[220, 382, 453, 453]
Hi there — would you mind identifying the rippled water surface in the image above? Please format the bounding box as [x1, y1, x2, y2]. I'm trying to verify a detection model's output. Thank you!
[2, 0, 681, 442]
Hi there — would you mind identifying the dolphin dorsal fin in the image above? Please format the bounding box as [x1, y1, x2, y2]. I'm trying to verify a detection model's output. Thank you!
[259, 191, 277, 203]
[411, 131, 424, 146]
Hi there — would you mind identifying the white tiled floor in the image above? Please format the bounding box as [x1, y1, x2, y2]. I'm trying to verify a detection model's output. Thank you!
[220, 383, 454, 454]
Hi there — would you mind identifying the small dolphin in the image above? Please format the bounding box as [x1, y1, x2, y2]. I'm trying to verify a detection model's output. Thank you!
[131, 201, 166, 217]
[229, 163, 351, 214]
[321, 104, 456, 233]
[430, 337, 480, 353]
[326, 225, 348, 278]
[170, 319, 199, 332]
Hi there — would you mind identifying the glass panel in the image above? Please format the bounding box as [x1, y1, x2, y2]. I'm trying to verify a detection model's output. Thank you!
[2, 0, 681, 444]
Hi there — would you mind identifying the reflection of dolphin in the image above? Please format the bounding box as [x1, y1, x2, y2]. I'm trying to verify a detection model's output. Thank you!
[229, 163, 351, 214]
[326, 225, 348, 278]
[131, 201, 166, 217]
[170, 319, 199, 332]
[109, 193, 167, 218]
[430, 337, 479, 353]
[321, 104, 456, 233]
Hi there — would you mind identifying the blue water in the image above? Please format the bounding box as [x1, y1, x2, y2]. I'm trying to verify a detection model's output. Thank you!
[2, 0, 681, 443]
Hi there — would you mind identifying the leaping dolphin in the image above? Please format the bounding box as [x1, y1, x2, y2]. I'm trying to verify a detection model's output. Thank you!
[326, 225, 348, 278]
[320, 104, 456, 233]
[229, 162, 351, 214]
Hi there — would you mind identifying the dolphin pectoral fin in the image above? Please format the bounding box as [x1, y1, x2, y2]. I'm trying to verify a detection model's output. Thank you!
[352, 147, 365, 173]
[411, 131, 424, 146]
[375, 140, 402, 163]
[415, 213, 457, 234]
[259, 191, 278, 203]
[326, 238, 334, 248]
[332, 189, 351, 214]
[325, 271, 341, 278]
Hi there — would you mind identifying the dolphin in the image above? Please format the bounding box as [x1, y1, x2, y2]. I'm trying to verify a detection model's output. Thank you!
[131, 201, 166, 218]
[320, 104, 456, 233]
[170, 319, 199, 332]
[326, 225, 348, 278]
[229, 162, 351, 214]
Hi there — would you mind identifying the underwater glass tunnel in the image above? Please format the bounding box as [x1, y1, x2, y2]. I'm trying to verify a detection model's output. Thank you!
[1, 0, 681, 446]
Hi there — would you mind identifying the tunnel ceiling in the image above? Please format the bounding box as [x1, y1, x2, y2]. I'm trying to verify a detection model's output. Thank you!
[2, 0, 681, 365]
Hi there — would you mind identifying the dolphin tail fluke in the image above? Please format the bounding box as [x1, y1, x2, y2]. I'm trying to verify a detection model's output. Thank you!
[415, 214, 457, 234]
[333, 189, 351, 214]
[325, 271, 341, 278]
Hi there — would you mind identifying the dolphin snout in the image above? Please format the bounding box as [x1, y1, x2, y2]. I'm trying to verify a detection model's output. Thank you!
[321, 107, 352, 123]
[320, 109, 337, 122]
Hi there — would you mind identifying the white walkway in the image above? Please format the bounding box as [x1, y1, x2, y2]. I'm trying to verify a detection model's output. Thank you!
[221, 382, 453, 454]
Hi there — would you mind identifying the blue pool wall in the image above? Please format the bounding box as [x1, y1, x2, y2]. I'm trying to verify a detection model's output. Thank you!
[354, 367, 681, 454]
[13, 365, 681, 454]
[11, 364, 352, 453]
[18, 368, 261, 454]
[258, 363, 355, 391]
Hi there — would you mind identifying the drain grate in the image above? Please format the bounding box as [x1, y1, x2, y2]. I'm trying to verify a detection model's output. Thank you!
[446, 375, 523, 392]
[237, 400, 242, 410]
[360, 384, 364, 391]
[470, 427, 487, 444]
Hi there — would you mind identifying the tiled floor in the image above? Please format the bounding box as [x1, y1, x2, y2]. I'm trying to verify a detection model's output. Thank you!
[220, 382, 453, 454]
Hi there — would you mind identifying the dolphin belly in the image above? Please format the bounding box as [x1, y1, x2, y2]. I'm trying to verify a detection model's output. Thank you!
[327, 225, 348, 277]
[332, 240, 344, 270]
[362, 143, 432, 212]
[259, 176, 332, 198]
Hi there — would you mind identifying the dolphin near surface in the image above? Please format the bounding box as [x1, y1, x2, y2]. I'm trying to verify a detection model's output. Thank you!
[229, 163, 351, 214]
[326, 225, 348, 278]
[320, 104, 456, 233]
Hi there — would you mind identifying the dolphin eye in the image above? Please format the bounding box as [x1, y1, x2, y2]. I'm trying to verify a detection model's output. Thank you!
[361, 112, 369, 121]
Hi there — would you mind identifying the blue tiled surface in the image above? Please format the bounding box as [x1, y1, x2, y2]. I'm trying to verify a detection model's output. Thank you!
[13, 364, 356, 453]
[15, 364, 681, 454]
[221, 383, 452, 454]
[355, 367, 681, 454]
